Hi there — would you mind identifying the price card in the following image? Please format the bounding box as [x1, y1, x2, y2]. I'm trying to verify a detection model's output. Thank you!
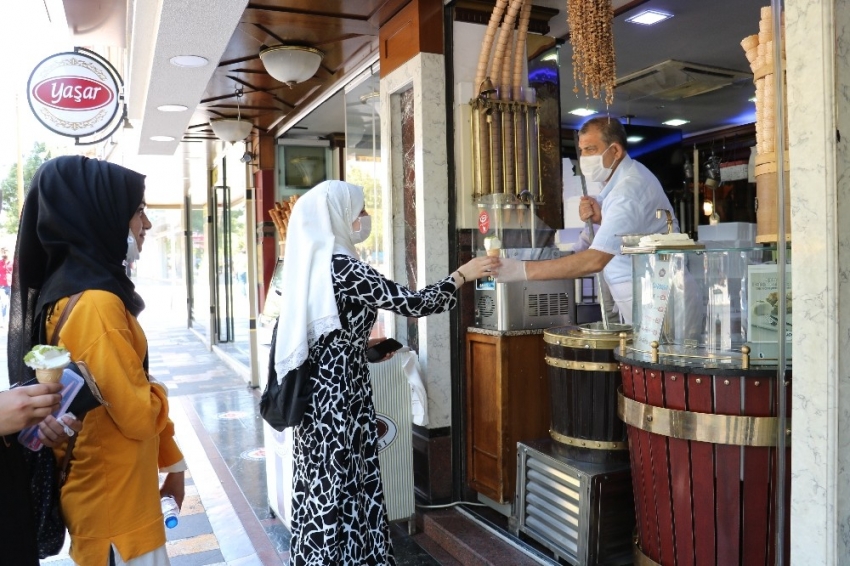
[634, 258, 672, 353]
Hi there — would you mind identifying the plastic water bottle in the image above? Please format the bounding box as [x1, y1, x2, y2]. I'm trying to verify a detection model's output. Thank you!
[161, 496, 179, 529]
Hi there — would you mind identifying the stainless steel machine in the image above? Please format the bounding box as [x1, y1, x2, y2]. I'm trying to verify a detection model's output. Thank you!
[473, 247, 575, 331]
[473, 193, 576, 331]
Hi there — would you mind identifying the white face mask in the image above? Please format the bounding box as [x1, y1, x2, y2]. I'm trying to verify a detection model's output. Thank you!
[126, 231, 140, 264]
[580, 144, 615, 183]
[351, 215, 372, 244]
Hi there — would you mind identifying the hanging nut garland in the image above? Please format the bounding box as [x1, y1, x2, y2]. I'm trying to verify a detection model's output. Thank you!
[567, 0, 616, 106]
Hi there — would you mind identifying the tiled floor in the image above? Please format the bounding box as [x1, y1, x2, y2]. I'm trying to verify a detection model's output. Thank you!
[30, 279, 441, 565]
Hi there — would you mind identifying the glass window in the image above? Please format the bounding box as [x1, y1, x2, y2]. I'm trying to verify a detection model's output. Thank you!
[345, 70, 389, 337]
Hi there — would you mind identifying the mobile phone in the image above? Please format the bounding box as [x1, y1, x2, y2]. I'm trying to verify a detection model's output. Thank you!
[366, 338, 404, 362]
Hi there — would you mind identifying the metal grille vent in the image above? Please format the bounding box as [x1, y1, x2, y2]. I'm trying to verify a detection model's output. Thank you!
[523, 454, 583, 562]
[477, 295, 495, 318]
[615, 59, 751, 101]
[527, 293, 571, 317]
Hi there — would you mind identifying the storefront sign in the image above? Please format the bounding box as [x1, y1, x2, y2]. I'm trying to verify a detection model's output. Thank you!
[27, 49, 123, 144]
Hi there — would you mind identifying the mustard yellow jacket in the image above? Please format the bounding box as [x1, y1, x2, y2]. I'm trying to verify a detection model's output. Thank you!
[48, 290, 183, 565]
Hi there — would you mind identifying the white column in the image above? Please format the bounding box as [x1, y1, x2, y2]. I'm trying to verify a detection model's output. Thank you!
[786, 0, 850, 563]
[382, 53, 453, 429]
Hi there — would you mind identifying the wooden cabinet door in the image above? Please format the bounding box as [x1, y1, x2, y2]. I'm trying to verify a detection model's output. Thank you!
[466, 333, 505, 501]
[466, 333, 551, 504]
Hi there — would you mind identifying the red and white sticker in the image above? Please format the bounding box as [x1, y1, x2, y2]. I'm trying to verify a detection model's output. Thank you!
[478, 210, 490, 234]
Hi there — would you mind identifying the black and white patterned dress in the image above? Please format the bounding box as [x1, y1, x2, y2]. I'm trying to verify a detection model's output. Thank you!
[289, 255, 458, 565]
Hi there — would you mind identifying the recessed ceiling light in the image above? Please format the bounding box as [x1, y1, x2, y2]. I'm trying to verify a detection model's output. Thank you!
[626, 136, 644, 143]
[169, 55, 208, 68]
[569, 108, 597, 117]
[663, 119, 690, 127]
[749, 96, 757, 102]
[157, 104, 188, 112]
[150, 135, 175, 142]
[625, 9, 673, 26]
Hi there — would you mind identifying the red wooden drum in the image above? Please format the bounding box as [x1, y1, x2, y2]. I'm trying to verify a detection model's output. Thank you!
[618, 358, 791, 566]
[543, 323, 632, 463]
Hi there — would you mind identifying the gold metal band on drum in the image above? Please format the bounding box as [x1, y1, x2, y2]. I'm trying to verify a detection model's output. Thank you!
[543, 331, 624, 350]
[544, 356, 620, 372]
[550, 430, 628, 451]
[617, 389, 789, 447]
[633, 542, 662, 566]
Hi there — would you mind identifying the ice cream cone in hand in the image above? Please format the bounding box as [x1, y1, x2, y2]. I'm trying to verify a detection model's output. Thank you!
[24, 345, 71, 383]
[484, 236, 502, 257]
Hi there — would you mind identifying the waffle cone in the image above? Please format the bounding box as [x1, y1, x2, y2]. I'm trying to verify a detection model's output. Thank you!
[36, 367, 64, 384]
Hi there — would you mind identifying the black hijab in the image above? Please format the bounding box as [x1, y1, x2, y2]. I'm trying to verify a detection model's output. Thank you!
[7, 156, 146, 385]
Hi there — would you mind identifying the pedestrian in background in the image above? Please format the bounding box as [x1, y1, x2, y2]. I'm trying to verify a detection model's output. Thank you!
[0, 247, 11, 325]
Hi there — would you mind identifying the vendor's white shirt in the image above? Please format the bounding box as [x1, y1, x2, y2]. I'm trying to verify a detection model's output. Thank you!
[586, 155, 678, 287]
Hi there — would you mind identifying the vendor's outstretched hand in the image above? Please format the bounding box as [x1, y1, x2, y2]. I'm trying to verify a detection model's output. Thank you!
[494, 258, 527, 283]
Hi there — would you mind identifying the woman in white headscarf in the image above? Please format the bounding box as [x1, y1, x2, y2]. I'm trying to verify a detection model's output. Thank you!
[276, 180, 495, 565]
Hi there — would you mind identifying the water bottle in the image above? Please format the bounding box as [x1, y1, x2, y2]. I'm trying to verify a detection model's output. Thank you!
[161, 495, 179, 529]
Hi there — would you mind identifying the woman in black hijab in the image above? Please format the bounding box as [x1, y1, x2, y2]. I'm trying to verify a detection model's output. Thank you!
[7, 156, 186, 565]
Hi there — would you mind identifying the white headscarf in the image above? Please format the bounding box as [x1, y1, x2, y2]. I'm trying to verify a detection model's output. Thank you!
[274, 180, 365, 378]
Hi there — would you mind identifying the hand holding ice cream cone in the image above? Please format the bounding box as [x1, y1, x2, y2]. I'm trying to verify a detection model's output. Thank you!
[24, 345, 71, 383]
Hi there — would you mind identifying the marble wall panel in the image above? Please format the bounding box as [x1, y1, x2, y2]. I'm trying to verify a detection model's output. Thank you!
[382, 53, 453, 429]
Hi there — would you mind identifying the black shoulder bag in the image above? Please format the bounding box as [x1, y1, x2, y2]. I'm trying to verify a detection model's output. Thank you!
[259, 320, 314, 431]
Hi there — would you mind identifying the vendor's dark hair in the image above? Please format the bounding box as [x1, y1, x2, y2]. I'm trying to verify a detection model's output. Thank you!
[580, 117, 627, 150]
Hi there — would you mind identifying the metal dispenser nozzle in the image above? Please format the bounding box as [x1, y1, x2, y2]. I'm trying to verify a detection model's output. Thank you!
[656, 209, 673, 234]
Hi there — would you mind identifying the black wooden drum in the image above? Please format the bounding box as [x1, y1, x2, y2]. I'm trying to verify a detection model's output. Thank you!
[543, 323, 631, 463]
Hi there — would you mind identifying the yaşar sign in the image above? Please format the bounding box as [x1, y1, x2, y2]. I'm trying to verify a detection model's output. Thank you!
[27, 49, 123, 142]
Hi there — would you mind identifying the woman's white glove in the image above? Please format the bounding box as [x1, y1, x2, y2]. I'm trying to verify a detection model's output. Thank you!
[495, 258, 527, 283]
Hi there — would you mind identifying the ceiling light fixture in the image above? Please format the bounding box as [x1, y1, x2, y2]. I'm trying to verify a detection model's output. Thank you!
[170, 55, 209, 68]
[260, 45, 324, 87]
[209, 88, 253, 144]
[625, 9, 673, 26]
[150, 135, 175, 142]
[569, 108, 597, 117]
[749, 96, 757, 102]
[157, 104, 188, 112]
[360, 91, 379, 113]
[626, 135, 644, 143]
[663, 118, 690, 127]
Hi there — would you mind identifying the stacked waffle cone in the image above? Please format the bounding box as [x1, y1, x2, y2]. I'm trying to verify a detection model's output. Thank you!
[741, 5, 787, 157]
[269, 195, 299, 253]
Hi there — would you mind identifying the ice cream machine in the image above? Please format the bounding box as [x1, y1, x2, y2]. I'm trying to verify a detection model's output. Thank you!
[473, 193, 575, 331]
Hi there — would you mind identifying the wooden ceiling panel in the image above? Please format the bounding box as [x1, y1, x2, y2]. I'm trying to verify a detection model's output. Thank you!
[189, 0, 390, 141]
[245, 1, 387, 22]
[242, 10, 378, 41]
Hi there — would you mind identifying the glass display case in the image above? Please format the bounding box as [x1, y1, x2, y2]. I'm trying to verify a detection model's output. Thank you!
[623, 244, 791, 368]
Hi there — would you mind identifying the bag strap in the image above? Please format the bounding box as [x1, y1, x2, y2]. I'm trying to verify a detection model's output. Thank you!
[50, 292, 83, 486]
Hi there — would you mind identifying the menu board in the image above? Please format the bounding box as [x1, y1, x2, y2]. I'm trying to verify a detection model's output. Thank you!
[747, 263, 792, 362]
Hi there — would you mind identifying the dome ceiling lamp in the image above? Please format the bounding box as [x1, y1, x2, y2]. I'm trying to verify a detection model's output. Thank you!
[209, 87, 253, 143]
[260, 45, 324, 87]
